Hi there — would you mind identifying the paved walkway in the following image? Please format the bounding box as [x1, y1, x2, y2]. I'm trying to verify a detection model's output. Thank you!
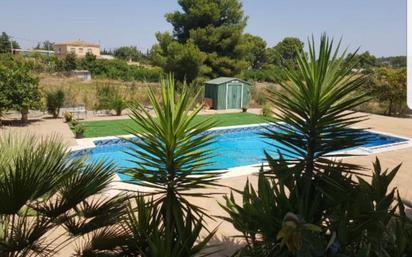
[0, 116, 77, 146]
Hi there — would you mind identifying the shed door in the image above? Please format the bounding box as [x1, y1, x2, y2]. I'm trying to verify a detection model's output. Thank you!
[227, 83, 242, 109]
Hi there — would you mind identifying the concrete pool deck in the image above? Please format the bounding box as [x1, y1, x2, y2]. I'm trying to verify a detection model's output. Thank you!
[1, 110, 412, 256]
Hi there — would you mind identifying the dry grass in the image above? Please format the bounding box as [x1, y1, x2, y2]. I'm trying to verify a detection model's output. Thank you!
[39, 74, 160, 110]
[249, 82, 283, 108]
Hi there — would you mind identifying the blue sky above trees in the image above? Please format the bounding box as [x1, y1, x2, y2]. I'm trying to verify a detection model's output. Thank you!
[0, 0, 405, 57]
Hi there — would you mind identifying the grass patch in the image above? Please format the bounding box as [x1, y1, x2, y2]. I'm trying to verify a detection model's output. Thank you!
[80, 112, 268, 138]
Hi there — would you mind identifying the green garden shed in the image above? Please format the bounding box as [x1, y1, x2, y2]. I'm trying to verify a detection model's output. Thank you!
[204, 77, 251, 110]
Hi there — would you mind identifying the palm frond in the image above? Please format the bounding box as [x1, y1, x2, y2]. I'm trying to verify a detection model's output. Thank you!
[121, 75, 223, 223]
[0, 134, 124, 257]
[263, 33, 370, 176]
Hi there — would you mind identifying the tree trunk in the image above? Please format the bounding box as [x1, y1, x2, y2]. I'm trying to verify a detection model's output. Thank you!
[387, 99, 393, 116]
[53, 108, 60, 118]
[21, 107, 29, 123]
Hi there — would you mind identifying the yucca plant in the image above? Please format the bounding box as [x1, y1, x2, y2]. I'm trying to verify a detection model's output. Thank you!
[120, 75, 221, 256]
[263, 33, 370, 173]
[259, 34, 372, 223]
[77, 194, 218, 257]
[222, 35, 411, 257]
[0, 134, 127, 257]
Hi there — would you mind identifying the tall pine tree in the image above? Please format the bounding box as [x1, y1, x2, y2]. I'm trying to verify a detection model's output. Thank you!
[152, 0, 249, 81]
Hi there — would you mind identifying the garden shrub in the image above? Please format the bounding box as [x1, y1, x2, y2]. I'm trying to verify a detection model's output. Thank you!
[46, 89, 65, 118]
[262, 103, 272, 116]
[78, 58, 162, 82]
[95, 84, 127, 115]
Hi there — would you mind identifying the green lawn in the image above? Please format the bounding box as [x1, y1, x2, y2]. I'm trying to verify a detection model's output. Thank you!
[80, 112, 268, 138]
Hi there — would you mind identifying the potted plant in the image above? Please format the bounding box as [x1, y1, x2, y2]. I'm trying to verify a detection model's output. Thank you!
[70, 119, 84, 138]
[73, 123, 85, 138]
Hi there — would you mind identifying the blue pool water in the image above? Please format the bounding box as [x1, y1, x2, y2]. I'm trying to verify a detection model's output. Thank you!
[74, 125, 408, 179]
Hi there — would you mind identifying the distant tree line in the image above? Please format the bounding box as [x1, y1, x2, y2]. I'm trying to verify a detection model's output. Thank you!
[34, 40, 54, 51]
[0, 32, 20, 53]
[1, 24, 405, 85]
[0, 51, 161, 82]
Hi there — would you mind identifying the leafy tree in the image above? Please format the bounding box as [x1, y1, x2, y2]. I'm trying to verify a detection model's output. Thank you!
[64, 52, 77, 71]
[366, 67, 407, 116]
[351, 51, 377, 70]
[152, 36, 206, 82]
[78, 52, 97, 71]
[46, 89, 65, 118]
[34, 40, 55, 50]
[153, 0, 249, 79]
[0, 61, 41, 122]
[113, 46, 145, 62]
[0, 32, 20, 53]
[0, 134, 127, 256]
[101, 48, 113, 55]
[237, 33, 268, 69]
[267, 37, 304, 67]
[0, 65, 13, 123]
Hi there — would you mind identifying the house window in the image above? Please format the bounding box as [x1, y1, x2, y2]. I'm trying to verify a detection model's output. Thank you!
[78, 48, 83, 54]
[70, 48, 75, 53]
[87, 48, 92, 53]
[58, 48, 62, 53]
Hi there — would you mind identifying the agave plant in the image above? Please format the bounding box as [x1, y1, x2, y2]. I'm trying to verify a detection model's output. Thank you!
[119, 76, 221, 256]
[0, 134, 127, 256]
[333, 159, 412, 257]
[221, 172, 327, 257]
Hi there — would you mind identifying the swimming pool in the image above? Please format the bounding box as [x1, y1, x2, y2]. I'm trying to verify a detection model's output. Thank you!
[73, 124, 409, 180]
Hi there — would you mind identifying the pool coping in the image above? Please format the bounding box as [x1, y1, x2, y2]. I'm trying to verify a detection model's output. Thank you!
[70, 123, 412, 193]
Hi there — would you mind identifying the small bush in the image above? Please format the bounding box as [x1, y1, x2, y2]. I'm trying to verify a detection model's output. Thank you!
[63, 111, 73, 122]
[46, 89, 65, 118]
[95, 84, 127, 115]
[262, 103, 272, 116]
[111, 95, 127, 116]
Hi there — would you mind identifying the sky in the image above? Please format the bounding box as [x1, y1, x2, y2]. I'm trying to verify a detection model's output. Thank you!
[0, 0, 406, 57]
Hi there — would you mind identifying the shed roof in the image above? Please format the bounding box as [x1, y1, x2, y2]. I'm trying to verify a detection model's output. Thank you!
[205, 77, 250, 85]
